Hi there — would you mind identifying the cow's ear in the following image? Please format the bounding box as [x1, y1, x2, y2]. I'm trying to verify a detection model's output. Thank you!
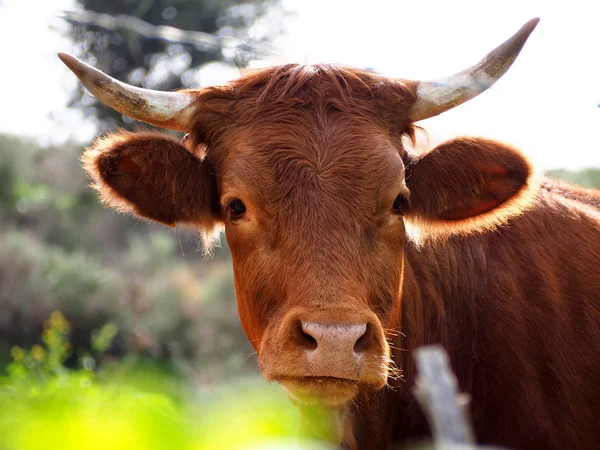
[82, 131, 221, 233]
[404, 137, 536, 237]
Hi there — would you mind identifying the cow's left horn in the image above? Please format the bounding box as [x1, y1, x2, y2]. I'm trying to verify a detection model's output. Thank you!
[409, 18, 539, 122]
[58, 53, 195, 132]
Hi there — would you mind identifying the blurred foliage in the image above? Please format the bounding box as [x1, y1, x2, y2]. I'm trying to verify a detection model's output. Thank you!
[0, 313, 334, 450]
[7, 311, 113, 380]
[546, 168, 600, 188]
[68, 0, 283, 131]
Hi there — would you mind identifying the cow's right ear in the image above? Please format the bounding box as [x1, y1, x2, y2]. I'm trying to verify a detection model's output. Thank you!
[403, 136, 536, 239]
[82, 131, 221, 233]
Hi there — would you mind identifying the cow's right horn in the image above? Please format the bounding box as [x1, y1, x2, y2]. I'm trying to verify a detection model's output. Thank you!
[409, 18, 539, 123]
[58, 53, 195, 132]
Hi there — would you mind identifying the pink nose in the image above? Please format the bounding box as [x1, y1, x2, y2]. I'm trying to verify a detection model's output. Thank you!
[271, 312, 387, 383]
[299, 322, 369, 356]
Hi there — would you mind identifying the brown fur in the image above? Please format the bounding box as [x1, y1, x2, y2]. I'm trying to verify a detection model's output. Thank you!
[82, 64, 600, 449]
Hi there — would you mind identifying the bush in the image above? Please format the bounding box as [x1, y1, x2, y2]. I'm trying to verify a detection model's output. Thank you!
[546, 168, 600, 189]
[0, 134, 31, 211]
[0, 229, 254, 380]
[0, 230, 125, 359]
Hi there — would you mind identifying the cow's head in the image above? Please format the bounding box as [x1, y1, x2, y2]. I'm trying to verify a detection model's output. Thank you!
[60, 19, 538, 407]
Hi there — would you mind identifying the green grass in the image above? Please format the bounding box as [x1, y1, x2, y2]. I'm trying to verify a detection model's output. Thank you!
[0, 312, 333, 450]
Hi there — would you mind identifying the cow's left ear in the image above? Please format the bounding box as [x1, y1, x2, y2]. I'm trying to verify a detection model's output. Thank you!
[82, 130, 221, 234]
[404, 137, 537, 237]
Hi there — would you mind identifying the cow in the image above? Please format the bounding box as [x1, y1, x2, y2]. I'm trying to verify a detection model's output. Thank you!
[59, 17, 600, 449]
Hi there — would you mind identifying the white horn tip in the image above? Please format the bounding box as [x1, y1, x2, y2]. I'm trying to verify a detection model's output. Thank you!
[58, 52, 107, 88]
[58, 52, 84, 76]
[525, 17, 540, 29]
[409, 17, 541, 122]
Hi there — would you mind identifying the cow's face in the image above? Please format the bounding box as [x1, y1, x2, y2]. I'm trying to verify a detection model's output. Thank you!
[193, 92, 534, 406]
[211, 110, 409, 405]
[82, 99, 534, 407]
[59, 18, 538, 408]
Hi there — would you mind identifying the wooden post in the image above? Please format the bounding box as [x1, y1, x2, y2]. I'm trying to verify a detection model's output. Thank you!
[413, 345, 476, 449]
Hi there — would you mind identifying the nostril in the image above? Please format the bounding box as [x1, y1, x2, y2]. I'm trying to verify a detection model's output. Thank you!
[353, 324, 373, 354]
[294, 322, 318, 351]
[301, 321, 370, 354]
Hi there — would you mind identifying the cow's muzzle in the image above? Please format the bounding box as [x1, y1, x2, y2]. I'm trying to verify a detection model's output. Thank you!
[260, 308, 390, 406]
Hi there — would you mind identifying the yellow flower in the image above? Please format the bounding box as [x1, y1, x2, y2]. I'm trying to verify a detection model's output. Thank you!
[49, 311, 71, 333]
[10, 346, 24, 361]
[43, 329, 55, 341]
[104, 323, 118, 337]
[31, 345, 46, 361]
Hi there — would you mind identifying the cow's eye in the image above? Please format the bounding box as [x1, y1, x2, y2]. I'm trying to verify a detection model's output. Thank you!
[392, 194, 408, 215]
[228, 199, 246, 220]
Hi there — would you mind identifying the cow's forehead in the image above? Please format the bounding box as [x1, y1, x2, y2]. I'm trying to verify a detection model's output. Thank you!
[194, 63, 415, 164]
[214, 111, 407, 221]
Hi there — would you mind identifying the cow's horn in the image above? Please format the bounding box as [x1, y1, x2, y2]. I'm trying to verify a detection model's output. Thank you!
[409, 18, 539, 122]
[58, 53, 195, 132]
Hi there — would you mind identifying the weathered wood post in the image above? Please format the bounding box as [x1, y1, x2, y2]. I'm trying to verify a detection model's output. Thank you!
[413, 345, 476, 449]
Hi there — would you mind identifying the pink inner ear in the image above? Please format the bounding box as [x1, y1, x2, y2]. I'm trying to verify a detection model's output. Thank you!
[118, 156, 141, 174]
[442, 197, 501, 220]
[439, 167, 525, 221]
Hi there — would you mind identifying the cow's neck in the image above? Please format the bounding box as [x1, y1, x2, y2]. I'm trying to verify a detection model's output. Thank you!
[399, 236, 487, 387]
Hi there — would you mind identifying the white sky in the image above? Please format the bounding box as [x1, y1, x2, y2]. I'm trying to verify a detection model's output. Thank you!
[1, 0, 599, 169]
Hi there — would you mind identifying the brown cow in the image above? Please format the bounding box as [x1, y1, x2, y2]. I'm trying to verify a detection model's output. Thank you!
[59, 18, 600, 449]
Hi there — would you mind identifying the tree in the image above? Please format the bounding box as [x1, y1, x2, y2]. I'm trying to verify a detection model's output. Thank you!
[66, 0, 281, 131]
